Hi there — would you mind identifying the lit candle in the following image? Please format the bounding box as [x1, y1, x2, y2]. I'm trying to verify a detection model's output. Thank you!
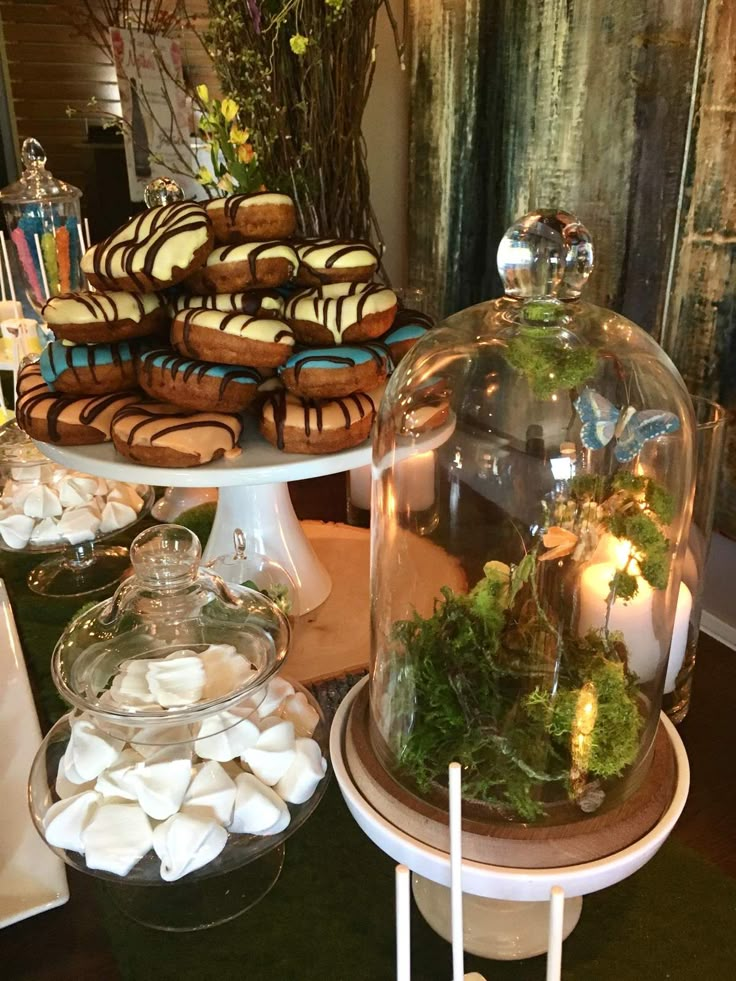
[396, 450, 436, 511]
[578, 559, 661, 682]
[663, 581, 693, 694]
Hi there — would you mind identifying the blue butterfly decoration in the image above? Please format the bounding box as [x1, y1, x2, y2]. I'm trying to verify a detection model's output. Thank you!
[574, 388, 680, 463]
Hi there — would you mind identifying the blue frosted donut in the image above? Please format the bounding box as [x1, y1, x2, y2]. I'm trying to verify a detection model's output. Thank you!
[39, 340, 138, 395]
[278, 341, 391, 399]
[137, 347, 262, 413]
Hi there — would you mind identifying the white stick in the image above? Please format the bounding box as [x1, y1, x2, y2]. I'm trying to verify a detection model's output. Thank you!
[546, 886, 565, 981]
[395, 864, 411, 981]
[449, 762, 464, 981]
[77, 221, 87, 255]
[34, 234, 49, 301]
[84, 217, 91, 250]
[0, 233, 16, 303]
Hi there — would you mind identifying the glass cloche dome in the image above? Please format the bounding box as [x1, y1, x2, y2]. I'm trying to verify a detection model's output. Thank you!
[370, 210, 695, 825]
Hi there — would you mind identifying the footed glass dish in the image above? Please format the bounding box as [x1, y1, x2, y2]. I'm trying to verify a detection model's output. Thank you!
[370, 210, 695, 826]
[29, 524, 330, 930]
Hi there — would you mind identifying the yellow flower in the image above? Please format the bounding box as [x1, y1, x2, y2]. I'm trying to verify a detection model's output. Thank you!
[217, 173, 235, 193]
[196, 165, 214, 186]
[221, 97, 239, 122]
[539, 526, 578, 562]
[290, 34, 310, 56]
[229, 124, 250, 146]
[196, 83, 209, 103]
[237, 143, 255, 165]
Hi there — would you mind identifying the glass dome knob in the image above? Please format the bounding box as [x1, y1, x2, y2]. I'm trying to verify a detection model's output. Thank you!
[497, 209, 594, 301]
[21, 137, 47, 169]
[130, 523, 201, 588]
[144, 176, 184, 208]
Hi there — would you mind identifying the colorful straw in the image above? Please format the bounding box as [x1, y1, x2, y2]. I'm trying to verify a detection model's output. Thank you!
[56, 225, 71, 293]
[11, 226, 42, 301]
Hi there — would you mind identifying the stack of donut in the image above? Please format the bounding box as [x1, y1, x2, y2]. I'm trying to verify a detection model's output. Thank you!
[20, 193, 434, 468]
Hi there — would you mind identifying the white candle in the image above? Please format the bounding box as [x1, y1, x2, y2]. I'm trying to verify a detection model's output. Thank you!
[396, 450, 436, 512]
[348, 464, 372, 511]
[395, 864, 411, 981]
[664, 581, 693, 694]
[546, 886, 565, 981]
[578, 561, 661, 682]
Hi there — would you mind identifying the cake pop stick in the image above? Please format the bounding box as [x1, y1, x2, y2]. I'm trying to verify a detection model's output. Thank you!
[546, 886, 565, 981]
[11, 227, 42, 301]
[395, 864, 411, 981]
[34, 234, 50, 301]
[0, 234, 16, 303]
[449, 763, 465, 981]
[84, 217, 91, 250]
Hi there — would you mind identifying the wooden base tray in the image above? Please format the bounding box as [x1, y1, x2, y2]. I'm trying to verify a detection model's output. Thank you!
[345, 681, 677, 869]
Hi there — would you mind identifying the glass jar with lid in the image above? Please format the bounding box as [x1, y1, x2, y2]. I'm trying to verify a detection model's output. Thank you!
[0, 138, 84, 312]
[370, 210, 695, 828]
[29, 524, 328, 930]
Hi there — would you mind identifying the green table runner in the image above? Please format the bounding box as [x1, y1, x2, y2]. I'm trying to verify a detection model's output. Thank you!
[2, 532, 736, 980]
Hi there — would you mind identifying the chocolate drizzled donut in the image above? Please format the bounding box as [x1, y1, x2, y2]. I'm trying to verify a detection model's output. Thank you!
[260, 389, 376, 455]
[138, 348, 262, 413]
[111, 401, 243, 468]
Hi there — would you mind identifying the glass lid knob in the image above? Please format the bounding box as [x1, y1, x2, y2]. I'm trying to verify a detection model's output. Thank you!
[130, 523, 201, 588]
[144, 176, 184, 208]
[21, 137, 47, 169]
[497, 209, 594, 301]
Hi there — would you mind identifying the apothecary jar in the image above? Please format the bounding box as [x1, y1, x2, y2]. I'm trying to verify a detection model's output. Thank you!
[370, 210, 695, 826]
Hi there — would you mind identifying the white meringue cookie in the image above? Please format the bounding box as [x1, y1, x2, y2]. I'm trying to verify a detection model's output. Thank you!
[100, 500, 137, 534]
[23, 484, 62, 519]
[55, 755, 95, 799]
[255, 676, 295, 719]
[128, 753, 193, 820]
[9, 482, 36, 510]
[279, 692, 320, 737]
[229, 773, 291, 835]
[0, 513, 34, 549]
[95, 477, 110, 496]
[200, 644, 257, 700]
[57, 506, 101, 545]
[107, 484, 144, 513]
[66, 717, 125, 782]
[12, 464, 49, 483]
[83, 802, 153, 876]
[94, 748, 144, 801]
[194, 710, 259, 762]
[130, 725, 193, 757]
[30, 516, 63, 546]
[183, 761, 236, 825]
[59, 475, 97, 508]
[44, 790, 101, 853]
[274, 737, 327, 805]
[240, 719, 296, 786]
[109, 659, 157, 707]
[153, 811, 228, 882]
[146, 652, 205, 707]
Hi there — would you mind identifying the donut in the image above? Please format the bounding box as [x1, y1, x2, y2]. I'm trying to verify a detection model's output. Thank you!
[43, 291, 169, 344]
[15, 363, 140, 445]
[205, 193, 297, 244]
[285, 282, 397, 346]
[81, 203, 213, 292]
[295, 239, 379, 286]
[185, 242, 298, 294]
[260, 389, 375, 454]
[171, 289, 284, 318]
[171, 308, 295, 369]
[381, 308, 435, 363]
[137, 348, 262, 413]
[111, 401, 243, 468]
[279, 342, 390, 399]
[40, 340, 138, 395]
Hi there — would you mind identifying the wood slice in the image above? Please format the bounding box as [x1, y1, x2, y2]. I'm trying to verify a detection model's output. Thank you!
[345, 682, 677, 870]
[287, 521, 466, 683]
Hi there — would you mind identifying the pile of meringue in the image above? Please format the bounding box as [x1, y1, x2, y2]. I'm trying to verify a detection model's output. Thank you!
[0, 464, 147, 549]
[43, 645, 326, 882]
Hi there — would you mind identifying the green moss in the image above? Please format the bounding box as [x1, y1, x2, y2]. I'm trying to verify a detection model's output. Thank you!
[505, 333, 598, 400]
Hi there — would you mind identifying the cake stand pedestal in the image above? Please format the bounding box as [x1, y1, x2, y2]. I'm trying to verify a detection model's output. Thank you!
[35, 427, 374, 615]
[332, 677, 690, 962]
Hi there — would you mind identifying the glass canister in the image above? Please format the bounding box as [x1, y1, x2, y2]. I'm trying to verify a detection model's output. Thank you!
[29, 524, 329, 930]
[0, 138, 84, 312]
[369, 210, 695, 826]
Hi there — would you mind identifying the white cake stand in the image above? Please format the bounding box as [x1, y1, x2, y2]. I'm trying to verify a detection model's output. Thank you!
[35, 422, 373, 615]
[332, 677, 690, 961]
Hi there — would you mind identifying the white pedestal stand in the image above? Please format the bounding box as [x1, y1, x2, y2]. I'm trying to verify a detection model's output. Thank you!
[332, 677, 690, 962]
[36, 429, 372, 615]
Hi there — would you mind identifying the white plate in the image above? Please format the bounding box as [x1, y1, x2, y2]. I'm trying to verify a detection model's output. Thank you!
[0, 579, 69, 927]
